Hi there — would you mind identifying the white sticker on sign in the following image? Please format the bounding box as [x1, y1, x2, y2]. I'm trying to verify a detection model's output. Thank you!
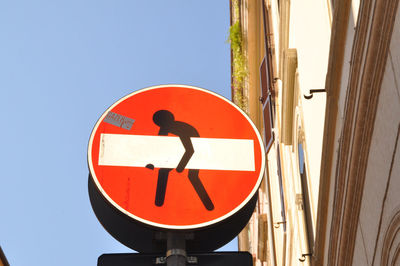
[98, 133, 255, 171]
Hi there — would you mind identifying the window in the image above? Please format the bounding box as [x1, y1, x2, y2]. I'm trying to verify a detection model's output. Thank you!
[297, 142, 314, 252]
[276, 144, 286, 232]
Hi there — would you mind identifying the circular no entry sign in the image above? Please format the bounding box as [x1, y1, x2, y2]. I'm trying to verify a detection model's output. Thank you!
[88, 85, 265, 230]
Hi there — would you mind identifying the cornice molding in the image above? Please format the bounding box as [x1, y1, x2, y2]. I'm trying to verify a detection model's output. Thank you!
[313, 0, 351, 263]
[326, 0, 374, 264]
[380, 207, 400, 265]
[327, 0, 400, 265]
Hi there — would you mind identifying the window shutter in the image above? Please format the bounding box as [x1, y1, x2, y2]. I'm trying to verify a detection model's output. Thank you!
[260, 57, 269, 104]
[263, 94, 274, 153]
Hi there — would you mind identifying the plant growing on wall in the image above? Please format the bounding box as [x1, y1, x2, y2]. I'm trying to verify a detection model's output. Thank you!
[228, 0, 248, 112]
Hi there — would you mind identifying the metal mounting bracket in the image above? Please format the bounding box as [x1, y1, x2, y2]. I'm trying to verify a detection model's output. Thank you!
[273, 221, 286, 228]
[304, 89, 326, 99]
[155, 255, 198, 265]
[299, 253, 312, 262]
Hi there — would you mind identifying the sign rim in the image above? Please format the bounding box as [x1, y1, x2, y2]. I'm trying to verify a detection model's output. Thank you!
[87, 84, 265, 230]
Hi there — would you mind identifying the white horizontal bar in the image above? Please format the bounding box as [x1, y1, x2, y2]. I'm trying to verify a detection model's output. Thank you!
[98, 134, 255, 171]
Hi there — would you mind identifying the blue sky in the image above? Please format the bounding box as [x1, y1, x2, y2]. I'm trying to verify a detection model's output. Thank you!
[0, 1, 234, 265]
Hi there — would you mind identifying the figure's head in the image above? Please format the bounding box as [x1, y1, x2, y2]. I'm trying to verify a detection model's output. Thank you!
[153, 110, 174, 127]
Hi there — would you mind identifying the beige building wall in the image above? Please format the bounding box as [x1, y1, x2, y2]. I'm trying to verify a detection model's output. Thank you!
[288, 0, 330, 219]
[351, 4, 400, 266]
[231, 0, 331, 265]
[314, 0, 400, 265]
[231, 0, 400, 265]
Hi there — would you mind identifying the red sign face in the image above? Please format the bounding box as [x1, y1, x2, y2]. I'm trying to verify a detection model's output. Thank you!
[88, 85, 265, 229]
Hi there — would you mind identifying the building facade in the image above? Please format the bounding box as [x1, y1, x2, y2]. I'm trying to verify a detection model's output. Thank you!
[0, 247, 9, 266]
[230, 0, 400, 265]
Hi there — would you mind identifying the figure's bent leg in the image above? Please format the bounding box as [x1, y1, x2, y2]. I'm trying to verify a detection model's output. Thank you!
[155, 168, 172, 207]
[188, 169, 214, 211]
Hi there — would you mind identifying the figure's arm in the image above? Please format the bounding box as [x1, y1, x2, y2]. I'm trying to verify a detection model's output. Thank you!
[176, 136, 194, 172]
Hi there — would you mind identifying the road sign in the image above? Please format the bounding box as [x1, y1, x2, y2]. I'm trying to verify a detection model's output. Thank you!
[97, 252, 253, 266]
[88, 85, 265, 230]
[88, 176, 258, 252]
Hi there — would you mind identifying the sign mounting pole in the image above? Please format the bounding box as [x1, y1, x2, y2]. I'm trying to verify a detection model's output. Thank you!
[166, 232, 186, 266]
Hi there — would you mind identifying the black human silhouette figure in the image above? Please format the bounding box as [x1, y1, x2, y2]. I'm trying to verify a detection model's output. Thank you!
[152, 110, 214, 211]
